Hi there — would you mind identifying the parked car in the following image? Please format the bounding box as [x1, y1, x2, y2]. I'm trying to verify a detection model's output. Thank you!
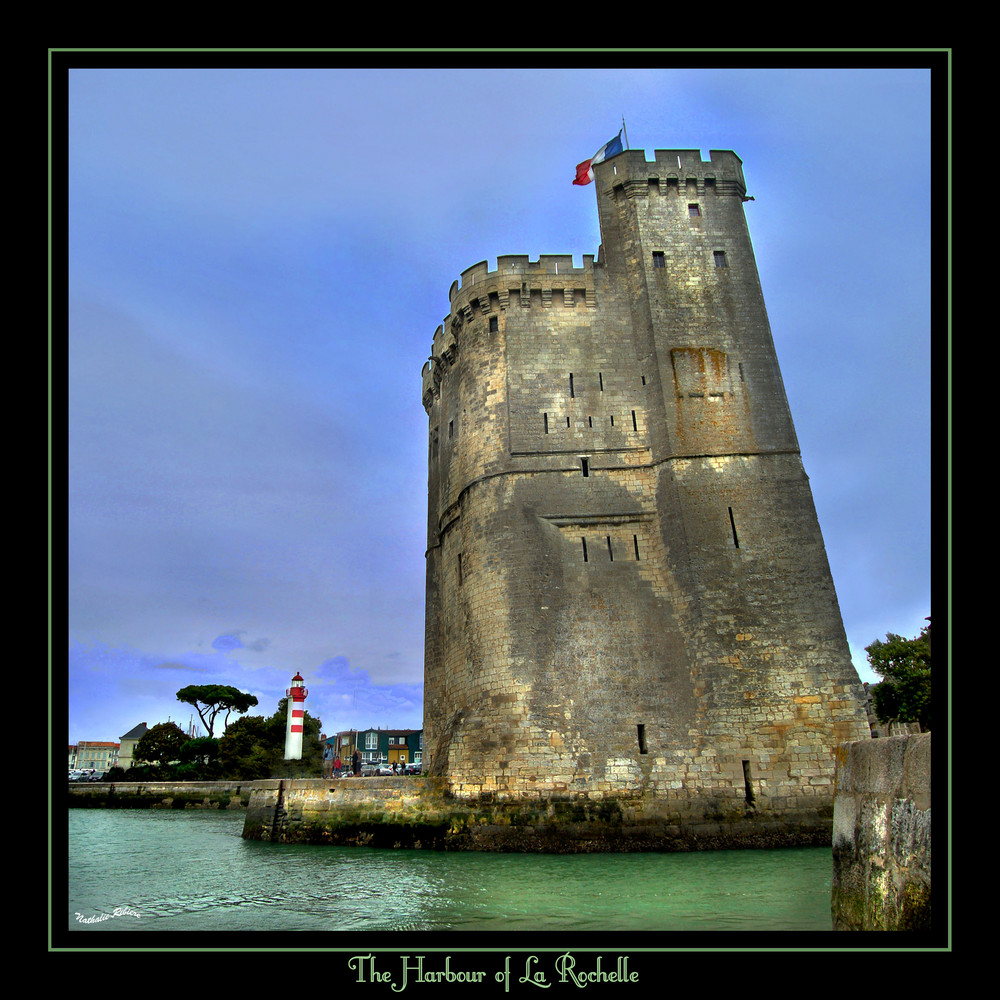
[404, 763, 422, 775]
[360, 761, 380, 777]
[86, 772, 106, 782]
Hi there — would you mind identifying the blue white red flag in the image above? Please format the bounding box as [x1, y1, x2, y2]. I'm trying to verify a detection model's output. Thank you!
[573, 130, 624, 186]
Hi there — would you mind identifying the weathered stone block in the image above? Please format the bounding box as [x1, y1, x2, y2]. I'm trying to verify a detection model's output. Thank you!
[831, 734, 931, 930]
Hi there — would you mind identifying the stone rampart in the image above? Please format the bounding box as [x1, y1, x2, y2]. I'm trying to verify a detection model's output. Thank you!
[831, 734, 931, 930]
[242, 776, 837, 851]
[67, 780, 265, 809]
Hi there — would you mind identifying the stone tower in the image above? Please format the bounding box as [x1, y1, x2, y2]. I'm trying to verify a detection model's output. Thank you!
[421, 148, 870, 845]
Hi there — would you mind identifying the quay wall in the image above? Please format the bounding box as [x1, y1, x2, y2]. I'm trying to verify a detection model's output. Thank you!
[242, 776, 837, 852]
[831, 733, 931, 931]
[67, 780, 267, 809]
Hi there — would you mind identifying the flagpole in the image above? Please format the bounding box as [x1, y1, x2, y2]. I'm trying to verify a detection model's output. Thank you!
[622, 116, 629, 150]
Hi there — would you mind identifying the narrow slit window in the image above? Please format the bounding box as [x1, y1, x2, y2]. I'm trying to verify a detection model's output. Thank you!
[728, 506, 740, 548]
[544, 412, 549, 434]
[631, 410, 638, 431]
[566, 416, 571, 427]
[742, 760, 756, 806]
[607, 536, 614, 561]
[457, 554, 463, 586]
[588, 416, 593, 427]
[569, 373, 575, 398]
[581, 537, 588, 562]
[610, 414, 615, 426]
[633, 534, 640, 560]
[581, 457, 590, 478]
[637, 724, 648, 754]
[448, 420, 454, 439]
[598, 372, 604, 391]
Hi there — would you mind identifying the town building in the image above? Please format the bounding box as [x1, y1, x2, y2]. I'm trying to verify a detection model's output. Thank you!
[74, 740, 120, 772]
[323, 728, 423, 769]
[117, 722, 148, 770]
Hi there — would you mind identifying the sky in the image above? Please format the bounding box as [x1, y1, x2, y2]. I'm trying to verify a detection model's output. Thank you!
[61, 58, 939, 748]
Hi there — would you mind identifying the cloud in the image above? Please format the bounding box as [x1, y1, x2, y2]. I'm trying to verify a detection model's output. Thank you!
[211, 633, 244, 652]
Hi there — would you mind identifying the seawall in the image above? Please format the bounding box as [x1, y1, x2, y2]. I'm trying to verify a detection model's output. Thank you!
[67, 780, 262, 809]
[242, 776, 836, 851]
[831, 733, 931, 930]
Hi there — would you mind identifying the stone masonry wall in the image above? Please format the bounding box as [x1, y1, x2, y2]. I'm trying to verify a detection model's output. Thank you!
[242, 777, 835, 851]
[68, 780, 261, 809]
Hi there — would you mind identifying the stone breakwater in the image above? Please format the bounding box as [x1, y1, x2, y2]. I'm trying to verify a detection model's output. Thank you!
[67, 780, 258, 810]
[831, 733, 931, 931]
[69, 775, 853, 853]
[241, 776, 837, 852]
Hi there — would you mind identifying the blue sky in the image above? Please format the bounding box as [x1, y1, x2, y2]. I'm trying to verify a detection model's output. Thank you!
[63, 61, 937, 747]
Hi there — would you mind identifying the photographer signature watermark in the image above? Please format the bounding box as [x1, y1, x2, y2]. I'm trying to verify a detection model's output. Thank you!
[74, 906, 141, 924]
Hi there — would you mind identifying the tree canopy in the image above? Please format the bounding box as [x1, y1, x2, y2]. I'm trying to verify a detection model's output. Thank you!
[176, 684, 259, 738]
[866, 620, 931, 731]
[133, 721, 189, 766]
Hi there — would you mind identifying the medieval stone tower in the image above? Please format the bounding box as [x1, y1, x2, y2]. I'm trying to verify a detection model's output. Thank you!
[421, 148, 870, 844]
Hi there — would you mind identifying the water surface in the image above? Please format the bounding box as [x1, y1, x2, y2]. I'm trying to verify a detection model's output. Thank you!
[67, 809, 834, 934]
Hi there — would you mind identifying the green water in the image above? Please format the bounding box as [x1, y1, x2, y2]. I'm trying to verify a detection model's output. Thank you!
[65, 809, 834, 934]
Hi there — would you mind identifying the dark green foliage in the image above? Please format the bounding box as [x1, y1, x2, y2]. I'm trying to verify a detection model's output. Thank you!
[217, 715, 278, 779]
[122, 762, 171, 781]
[133, 721, 189, 766]
[170, 737, 221, 779]
[178, 736, 220, 764]
[866, 620, 931, 731]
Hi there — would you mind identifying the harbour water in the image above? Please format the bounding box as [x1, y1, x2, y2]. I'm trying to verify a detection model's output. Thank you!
[65, 808, 836, 938]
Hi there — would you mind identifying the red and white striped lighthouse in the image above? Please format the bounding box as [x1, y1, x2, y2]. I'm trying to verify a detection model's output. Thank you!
[284, 672, 308, 760]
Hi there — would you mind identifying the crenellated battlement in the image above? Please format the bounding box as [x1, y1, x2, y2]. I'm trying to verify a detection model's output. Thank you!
[454, 253, 596, 294]
[447, 254, 598, 318]
[422, 254, 599, 409]
[422, 322, 457, 411]
[595, 148, 747, 194]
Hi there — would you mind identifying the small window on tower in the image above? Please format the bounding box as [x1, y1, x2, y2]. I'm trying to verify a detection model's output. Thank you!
[489, 316, 498, 333]
[714, 250, 728, 268]
[652, 251, 665, 269]
[688, 203, 701, 217]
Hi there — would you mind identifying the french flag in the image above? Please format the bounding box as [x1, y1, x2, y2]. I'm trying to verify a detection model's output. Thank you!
[573, 130, 624, 186]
